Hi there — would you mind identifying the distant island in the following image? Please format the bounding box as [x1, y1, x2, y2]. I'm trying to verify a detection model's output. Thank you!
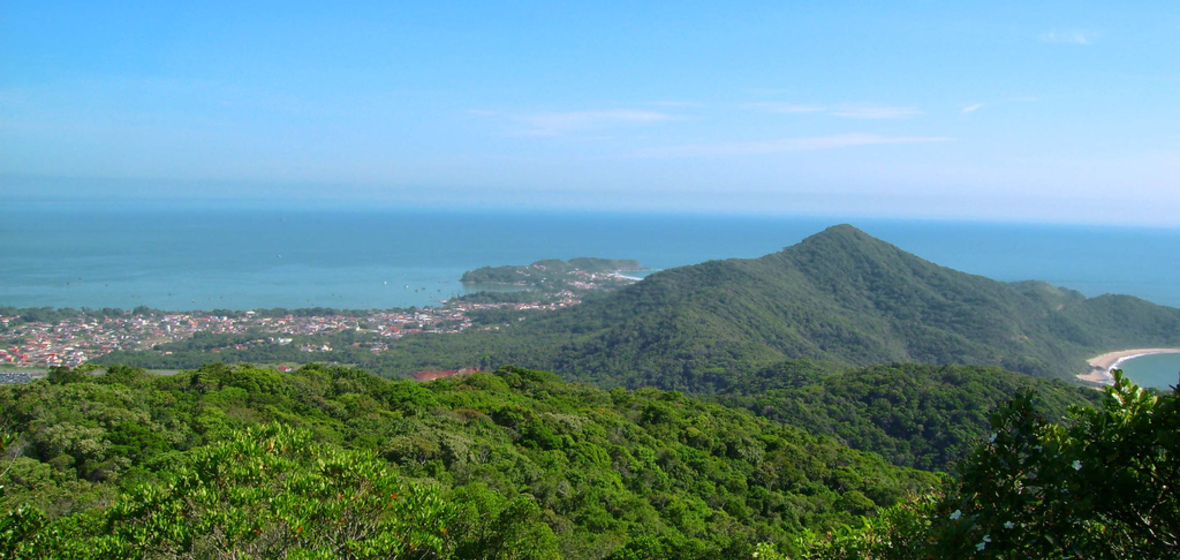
[460, 257, 644, 292]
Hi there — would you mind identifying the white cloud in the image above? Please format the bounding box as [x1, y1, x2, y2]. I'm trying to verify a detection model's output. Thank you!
[515, 110, 675, 136]
[962, 103, 984, 113]
[1040, 30, 1096, 45]
[640, 133, 952, 158]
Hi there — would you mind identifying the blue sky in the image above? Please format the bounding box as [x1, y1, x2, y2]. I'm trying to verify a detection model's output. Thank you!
[2, 1, 1178, 224]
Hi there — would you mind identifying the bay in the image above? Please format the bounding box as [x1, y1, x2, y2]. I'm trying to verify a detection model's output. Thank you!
[1118, 353, 1180, 390]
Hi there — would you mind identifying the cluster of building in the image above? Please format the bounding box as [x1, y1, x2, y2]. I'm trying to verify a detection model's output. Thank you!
[0, 291, 583, 369]
[0, 313, 161, 368]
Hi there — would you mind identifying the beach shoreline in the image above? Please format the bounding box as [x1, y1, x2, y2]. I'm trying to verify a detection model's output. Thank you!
[1078, 348, 1180, 385]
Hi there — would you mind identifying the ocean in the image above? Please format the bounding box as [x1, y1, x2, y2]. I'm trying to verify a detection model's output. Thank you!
[4, 208, 1179, 312]
[3, 207, 1180, 388]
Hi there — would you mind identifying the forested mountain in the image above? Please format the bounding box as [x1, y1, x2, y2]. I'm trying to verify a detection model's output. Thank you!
[326, 225, 1179, 390]
[0, 364, 936, 559]
[499, 225, 1180, 390]
[92, 225, 1180, 392]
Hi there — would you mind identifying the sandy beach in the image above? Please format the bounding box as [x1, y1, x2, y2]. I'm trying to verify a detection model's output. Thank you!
[1078, 348, 1180, 385]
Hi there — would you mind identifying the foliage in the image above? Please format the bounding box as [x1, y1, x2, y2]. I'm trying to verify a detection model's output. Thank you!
[450, 290, 555, 305]
[716, 362, 1098, 471]
[930, 370, 1179, 558]
[0, 363, 937, 559]
[0, 427, 15, 496]
[784, 371, 1180, 559]
[1, 423, 557, 559]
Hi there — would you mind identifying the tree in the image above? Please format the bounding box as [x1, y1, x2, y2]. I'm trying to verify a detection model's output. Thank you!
[932, 370, 1179, 558]
[0, 428, 15, 495]
[788, 370, 1179, 560]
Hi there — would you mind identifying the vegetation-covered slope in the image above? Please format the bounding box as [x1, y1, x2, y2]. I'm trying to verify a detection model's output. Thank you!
[517, 225, 1180, 390]
[714, 361, 1099, 471]
[0, 363, 936, 559]
[91, 226, 1180, 392]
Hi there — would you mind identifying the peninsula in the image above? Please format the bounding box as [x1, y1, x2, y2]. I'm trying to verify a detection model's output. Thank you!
[460, 257, 643, 293]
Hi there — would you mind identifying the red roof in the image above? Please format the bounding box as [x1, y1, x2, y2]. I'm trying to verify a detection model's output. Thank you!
[411, 368, 479, 382]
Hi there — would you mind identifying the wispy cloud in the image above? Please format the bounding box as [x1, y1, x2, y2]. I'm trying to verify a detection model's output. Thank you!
[743, 102, 825, 114]
[515, 110, 675, 136]
[960, 97, 1037, 114]
[650, 101, 706, 108]
[640, 133, 952, 158]
[1040, 30, 1097, 45]
[745, 102, 921, 119]
[829, 105, 922, 119]
[747, 88, 795, 96]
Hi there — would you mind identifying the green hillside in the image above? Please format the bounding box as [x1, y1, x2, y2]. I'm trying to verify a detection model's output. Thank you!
[92, 225, 1180, 393]
[510, 225, 1180, 390]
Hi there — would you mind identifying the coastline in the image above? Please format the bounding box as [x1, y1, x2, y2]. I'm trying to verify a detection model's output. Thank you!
[1078, 348, 1180, 385]
[612, 270, 652, 281]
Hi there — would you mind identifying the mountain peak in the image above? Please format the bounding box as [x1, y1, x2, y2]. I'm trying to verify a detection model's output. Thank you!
[801, 224, 876, 244]
[784, 224, 903, 264]
[818, 223, 865, 235]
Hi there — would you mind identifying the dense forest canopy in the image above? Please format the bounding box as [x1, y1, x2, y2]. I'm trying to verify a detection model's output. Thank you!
[3, 364, 1174, 559]
[1, 363, 936, 559]
[713, 361, 1098, 470]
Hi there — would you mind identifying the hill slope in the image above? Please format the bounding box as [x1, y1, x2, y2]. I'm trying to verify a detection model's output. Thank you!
[511, 225, 1180, 390]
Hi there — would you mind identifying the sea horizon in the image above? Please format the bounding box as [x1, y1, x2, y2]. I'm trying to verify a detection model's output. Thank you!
[4, 207, 1180, 313]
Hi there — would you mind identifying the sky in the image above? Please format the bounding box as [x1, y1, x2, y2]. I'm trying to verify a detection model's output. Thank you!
[2, 1, 1179, 224]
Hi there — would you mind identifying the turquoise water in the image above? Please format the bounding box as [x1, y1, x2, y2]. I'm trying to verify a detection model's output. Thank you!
[2, 207, 1180, 312]
[1117, 354, 1180, 390]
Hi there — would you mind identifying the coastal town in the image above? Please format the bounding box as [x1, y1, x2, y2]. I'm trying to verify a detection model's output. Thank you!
[0, 291, 584, 370]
